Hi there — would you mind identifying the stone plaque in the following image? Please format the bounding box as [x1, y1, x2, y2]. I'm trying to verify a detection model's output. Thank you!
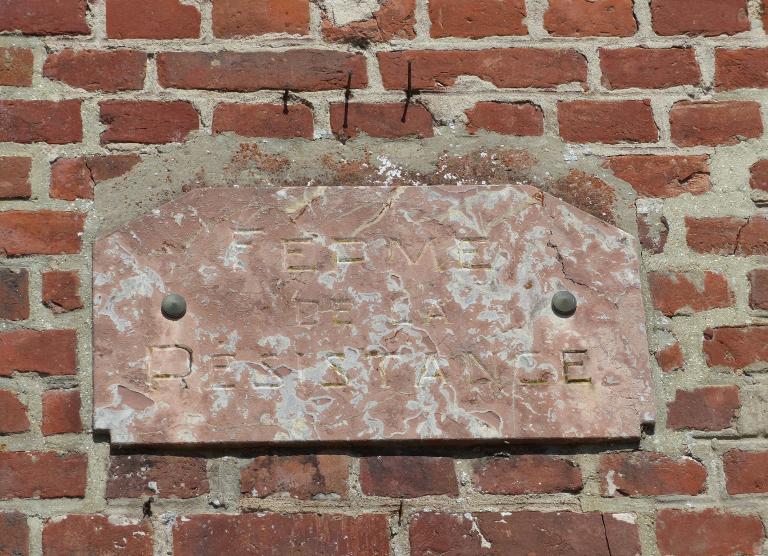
[93, 186, 654, 445]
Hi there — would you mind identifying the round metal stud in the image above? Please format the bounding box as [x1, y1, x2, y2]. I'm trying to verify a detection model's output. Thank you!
[161, 293, 187, 320]
[551, 290, 577, 318]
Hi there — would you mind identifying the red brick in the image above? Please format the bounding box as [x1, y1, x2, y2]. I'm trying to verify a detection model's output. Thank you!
[670, 100, 763, 146]
[656, 509, 765, 556]
[0, 100, 82, 144]
[322, 0, 415, 44]
[429, 0, 526, 38]
[158, 50, 367, 93]
[656, 342, 684, 372]
[173, 514, 389, 554]
[544, 0, 637, 37]
[750, 159, 768, 192]
[0, 47, 33, 86]
[0, 452, 86, 499]
[651, 0, 749, 36]
[359, 456, 458, 498]
[723, 450, 768, 494]
[213, 103, 313, 139]
[465, 102, 543, 136]
[601, 47, 700, 89]
[213, 0, 309, 37]
[378, 49, 587, 90]
[50, 154, 141, 201]
[558, 100, 658, 144]
[107, 455, 209, 499]
[43, 515, 152, 555]
[704, 326, 768, 371]
[240, 455, 348, 499]
[716, 49, 768, 90]
[44, 50, 146, 92]
[410, 511, 639, 555]
[549, 169, 616, 223]
[0, 268, 29, 320]
[0, 512, 28, 556]
[636, 199, 668, 254]
[765, 0, 768, 30]
[0, 329, 77, 376]
[106, 0, 200, 39]
[686, 216, 768, 256]
[606, 155, 710, 198]
[667, 386, 740, 431]
[100, 101, 199, 144]
[599, 452, 706, 496]
[0, 156, 31, 199]
[0, 211, 84, 256]
[749, 269, 768, 310]
[330, 102, 434, 139]
[649, 271, 733, 316]
[42, 390, 82, 436]
[471, 455, 582, 495]
[0, 0, 89, 36]
[42, 270, 83, 313]
[0, 390, 29, 434]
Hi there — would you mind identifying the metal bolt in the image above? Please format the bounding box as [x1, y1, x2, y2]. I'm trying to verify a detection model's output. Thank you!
[161, 293, 187, 320]
[552, 290, 577, 318]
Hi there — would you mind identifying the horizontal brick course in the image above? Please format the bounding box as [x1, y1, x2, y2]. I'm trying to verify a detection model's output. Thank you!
[0, 452, 87, 499]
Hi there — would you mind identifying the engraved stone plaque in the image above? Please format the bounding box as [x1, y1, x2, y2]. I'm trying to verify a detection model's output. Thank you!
[93, 186, 654, 445]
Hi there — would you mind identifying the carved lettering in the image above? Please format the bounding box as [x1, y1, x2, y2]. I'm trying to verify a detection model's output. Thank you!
[283, 238, 318, 272]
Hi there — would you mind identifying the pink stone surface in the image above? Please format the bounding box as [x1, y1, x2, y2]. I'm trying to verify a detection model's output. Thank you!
[93, 186, 654, 445]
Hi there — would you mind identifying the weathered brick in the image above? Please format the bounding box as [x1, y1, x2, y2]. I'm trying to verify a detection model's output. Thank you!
[750, 159, 768, 192]
[0, 268, 29, 320]
[471, 455, 582, 495]
[0, 512, 28, 556]
[0, 329, 77, 376]
[106, 0, 200, 39]
[359, 456, 458, 498]
[213, 0, 309, 37]
[213, 103, 313, 139]
[667, 386, 740, 431]
[649, 271, 733, 316]
[0, 156, 32, 199]
[43, 515, 152, 555]
[0, 100, 82, 144]
[0, 47, 33, 86]
[670, 100, 763, 146]
[429, 0, 526, 38]
[410, 511, 640, 555]
[322, 0, 415, 43]
[656, 341, 684, 373]
[44, 50, 146, 92]
[544, 0, 637, 37]
[716, 48, 768, 90]
[173, 514, 389, 554]
[704, 326, 768, 371]
[0, 452, 86, 499]
[330, 102, 434, 139]
[0, 211, 84, 256]
[651, 0, 749, 36]
[0, 390, 29, 434]
[549, 169, 616, 223]
[723, 450, 768, 494]
[50, 154, 141, 201]
[558, 100, 658, 144]
[107, 455, 209, 499]
[240, 455, 348, 499]
[636, 199, 668, 254]
[601, 47, 700, 89]
[378, 49, 587, 90]
[599, 452, 706, 496]
[100, 101, 199, 144]
[686, 216, 768, 256]
[465, 102, 543, 136]
[656, 509, 765, 556]
[606, 155, 710, 198]
[749, 269, 768, 310]
[42, 270, 83, 313]
[0, 0, 89, 36]
[42, 390, 82, 436]
[158, 50, 368, 92]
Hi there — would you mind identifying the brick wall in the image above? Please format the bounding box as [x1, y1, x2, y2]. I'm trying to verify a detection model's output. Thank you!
[1, 0, 768, 554]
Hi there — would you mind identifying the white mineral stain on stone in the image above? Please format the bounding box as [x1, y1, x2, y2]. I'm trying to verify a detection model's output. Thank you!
[324, 0, 380, 25]
[612, 513, 637, 524]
